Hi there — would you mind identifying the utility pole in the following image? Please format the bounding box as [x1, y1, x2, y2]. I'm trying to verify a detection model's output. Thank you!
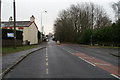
[0, 0, 1, 52]
[0, 0, 1, 28]
[90, 5, 94, 46]
[13, 0, 16, 48]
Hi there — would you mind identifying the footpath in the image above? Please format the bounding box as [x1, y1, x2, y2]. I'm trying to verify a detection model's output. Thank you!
[1, 42, 47, 77]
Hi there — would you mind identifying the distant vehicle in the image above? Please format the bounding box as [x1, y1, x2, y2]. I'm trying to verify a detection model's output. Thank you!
[43, 38, 49, 42]
[57, 41, 60, 45]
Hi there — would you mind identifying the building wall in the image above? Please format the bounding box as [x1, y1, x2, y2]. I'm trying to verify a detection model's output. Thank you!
[28, 23, 38, 45]
[23, 27, 29, 44]
[23, 23, 38, 45]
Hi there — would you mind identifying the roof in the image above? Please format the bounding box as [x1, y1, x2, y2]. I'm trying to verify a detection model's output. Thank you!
[1, 21, 32, 27]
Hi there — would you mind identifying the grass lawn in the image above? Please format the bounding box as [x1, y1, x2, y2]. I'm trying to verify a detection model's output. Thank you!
[2, 45, 38, 55]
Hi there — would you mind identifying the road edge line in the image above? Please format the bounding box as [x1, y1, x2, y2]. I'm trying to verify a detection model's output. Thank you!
[78, 57, 96, 66]
[111, 74, 120, 79]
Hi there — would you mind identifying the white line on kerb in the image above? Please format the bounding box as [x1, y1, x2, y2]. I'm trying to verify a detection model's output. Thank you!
[79, 57, 96, 66]
[111, 74, 120, 79]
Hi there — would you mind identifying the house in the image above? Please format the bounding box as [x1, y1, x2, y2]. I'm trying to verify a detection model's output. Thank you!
[2, 15, 39, 45]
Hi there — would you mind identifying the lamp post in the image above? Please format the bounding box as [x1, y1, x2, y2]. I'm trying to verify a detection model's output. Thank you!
[40, 11, 47, 42]
[13, 0, 16, 48]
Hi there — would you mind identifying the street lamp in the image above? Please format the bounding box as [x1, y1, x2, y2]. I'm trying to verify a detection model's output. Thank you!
[40, 11, 47, 42]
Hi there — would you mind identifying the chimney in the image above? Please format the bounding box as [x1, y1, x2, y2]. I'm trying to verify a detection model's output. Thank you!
[30, 15, 35, 22]
[9, 16, 13, 22]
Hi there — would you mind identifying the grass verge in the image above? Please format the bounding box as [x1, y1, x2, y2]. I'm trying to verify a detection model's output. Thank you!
[2, 45, 38, 55]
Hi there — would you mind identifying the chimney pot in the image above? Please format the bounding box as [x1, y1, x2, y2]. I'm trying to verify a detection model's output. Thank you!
[30, 15, 35, 22]
[9, 16, 13, 22]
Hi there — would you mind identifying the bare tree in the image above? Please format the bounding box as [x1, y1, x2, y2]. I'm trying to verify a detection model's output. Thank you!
[112, 1, 120, 20]
[94, 5, 111, 28]
[54, 2, 111, 42]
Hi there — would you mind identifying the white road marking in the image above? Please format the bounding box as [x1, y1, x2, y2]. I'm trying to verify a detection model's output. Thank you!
[58, 44, 120, 79]
[46, 58, 48, 61]
[46, 68, 48, 74]
[45, 48, 48, 64]
[46, 55, 48, 58]
[45, 47, 49, 74]
[82, 57, 95, 59]
[57, 46, 72, 53]
[46, 62, 48, 66]
[111, 74, 120, 79]
[0, 64, 17, 76]
[79, 57, 96, 66]
[58, 45, 96, 67]
[94, 63, 111, 66]
[46, 48, 48, 58]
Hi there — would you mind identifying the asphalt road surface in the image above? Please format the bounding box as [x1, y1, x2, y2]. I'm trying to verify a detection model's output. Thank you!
[3, 40, 119, 79]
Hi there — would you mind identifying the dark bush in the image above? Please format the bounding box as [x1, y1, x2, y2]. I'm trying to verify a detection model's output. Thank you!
[2, 29, 23, 39]
[77, 29, 93, 44]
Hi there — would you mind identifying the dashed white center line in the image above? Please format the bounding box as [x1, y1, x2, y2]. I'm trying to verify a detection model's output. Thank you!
[46, 58, 48, 61]
[46, 68, 49, 74]
[46, 62, 48, 66]
[46, 55, 48, 58]
[45, 48, 49, 75]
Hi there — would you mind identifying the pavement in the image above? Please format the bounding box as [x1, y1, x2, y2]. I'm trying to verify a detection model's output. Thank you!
[2, 40, 119, 79]
[1, 42, 47, 77]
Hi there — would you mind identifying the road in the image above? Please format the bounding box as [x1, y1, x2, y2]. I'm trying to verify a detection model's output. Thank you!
[3, 40, 119, 79]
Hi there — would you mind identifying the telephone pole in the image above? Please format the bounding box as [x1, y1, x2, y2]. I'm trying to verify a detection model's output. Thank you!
[0, 0, 1, 28]
[13, 0, 16, 48]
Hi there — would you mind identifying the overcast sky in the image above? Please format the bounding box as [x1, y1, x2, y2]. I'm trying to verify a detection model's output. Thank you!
[2, 0, 119, 35]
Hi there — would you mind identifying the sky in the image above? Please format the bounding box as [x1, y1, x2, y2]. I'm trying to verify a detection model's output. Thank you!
[1, 0, 119, 35]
